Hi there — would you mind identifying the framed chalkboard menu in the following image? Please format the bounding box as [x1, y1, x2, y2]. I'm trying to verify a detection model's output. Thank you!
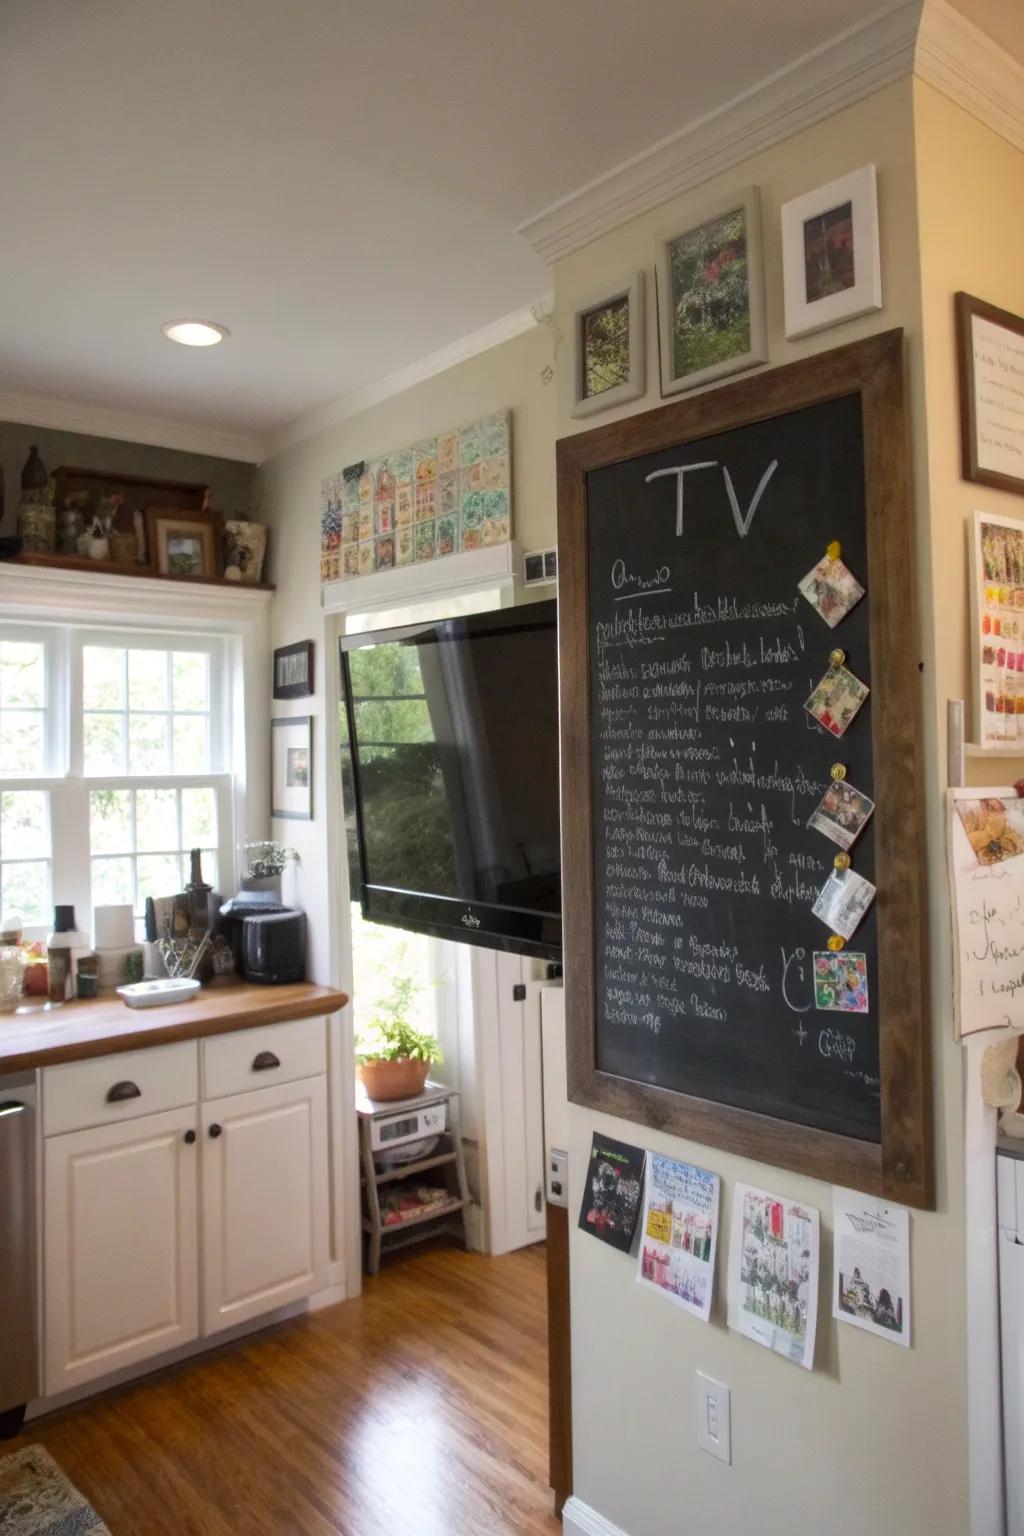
[557, 331, 933, 1207]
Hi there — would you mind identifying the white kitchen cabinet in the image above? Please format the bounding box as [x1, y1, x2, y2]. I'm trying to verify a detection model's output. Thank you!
[200, 1075, 329, 1334]
[44, 1104, 200, 1396]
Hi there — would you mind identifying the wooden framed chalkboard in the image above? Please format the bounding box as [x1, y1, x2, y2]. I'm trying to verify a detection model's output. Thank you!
[557, 330, 933, 1208]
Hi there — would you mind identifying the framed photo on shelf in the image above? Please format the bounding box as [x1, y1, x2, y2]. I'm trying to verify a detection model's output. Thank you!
[271, 715, 313, 820]
[273, 640, 314, 699]
[957, 292, 1024, 498]
[968, 509, 1024, 752]
[781, 164, 881, 340]
[569, 272, 645, 418]
[655, 187, 766, 397]
[146, 507, 222, 580]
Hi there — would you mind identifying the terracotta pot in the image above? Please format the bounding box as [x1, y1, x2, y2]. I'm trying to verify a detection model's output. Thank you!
[357, 1057, 431, 1102]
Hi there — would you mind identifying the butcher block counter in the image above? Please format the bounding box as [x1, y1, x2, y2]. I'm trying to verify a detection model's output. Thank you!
[0, 980, 348, 1074]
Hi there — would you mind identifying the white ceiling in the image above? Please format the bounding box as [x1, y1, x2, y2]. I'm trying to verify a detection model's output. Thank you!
[0, 0, 1013, 457]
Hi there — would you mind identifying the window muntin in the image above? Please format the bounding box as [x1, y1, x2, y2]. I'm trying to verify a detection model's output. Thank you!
[89, 785, 218, 917]
[0, 789, 52, 926]
[82, 644, 212, 776]
[0, 640, 47, 775]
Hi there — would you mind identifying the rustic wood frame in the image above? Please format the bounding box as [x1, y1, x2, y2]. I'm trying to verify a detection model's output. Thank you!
[557, 329, 934, 1208]
[956, 290, 1024, 499]
[145, 506, 223, 581]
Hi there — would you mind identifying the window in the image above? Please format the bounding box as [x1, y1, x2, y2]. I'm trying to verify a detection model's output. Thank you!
[0, 625, 232, 939]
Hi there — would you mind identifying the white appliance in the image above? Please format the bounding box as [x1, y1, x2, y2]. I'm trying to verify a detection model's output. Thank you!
[998, 1141, 1024, 1533]
[371, 1101, 447, 1167]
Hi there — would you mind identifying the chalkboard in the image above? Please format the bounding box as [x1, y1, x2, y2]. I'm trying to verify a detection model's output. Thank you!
[558, 332, 934, 1207]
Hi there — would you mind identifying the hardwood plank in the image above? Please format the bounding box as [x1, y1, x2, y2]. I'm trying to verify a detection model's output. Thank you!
[0, 981, 348, 1074]
[6, 1245, 560, 1536]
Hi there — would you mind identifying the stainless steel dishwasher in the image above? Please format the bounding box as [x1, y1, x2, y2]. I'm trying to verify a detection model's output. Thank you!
[0, 1072, 38, 1437]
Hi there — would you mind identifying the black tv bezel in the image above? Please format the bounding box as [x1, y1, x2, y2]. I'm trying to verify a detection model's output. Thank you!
[339, 601, 562, 961]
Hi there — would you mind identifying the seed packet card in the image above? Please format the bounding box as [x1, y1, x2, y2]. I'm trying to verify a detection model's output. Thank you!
[342, 544, 359, 577]
[395, 482, 414, 526]
[341, 511, 357, 545]
[438, 473, 459, 518]
[811, 867, 876, 940]
[798, 554, 866, 628]
[395, 526, 414, 565]
[415, 481, 437, 521]
[415, 520, 436, 562]
[804, 663, 870, 738]
[438, 431, 460, 477]
[375, 536, 395, 571]
[357, 540, 375, 576]
[375, 501, 394, 536]
[436, 515, 457, 558]
[813, 951, 869, 1013]
[357, 509, 373, 543]
[807, 779, 875, 850]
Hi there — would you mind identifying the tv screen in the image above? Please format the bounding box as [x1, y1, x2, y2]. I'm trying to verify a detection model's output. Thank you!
[340, 600, 561, 958]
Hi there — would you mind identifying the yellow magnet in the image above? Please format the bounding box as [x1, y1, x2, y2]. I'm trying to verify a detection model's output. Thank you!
[826, 540, 842, 562]
[827, 934, 846, 952]
[830, 763, 847, 782]
[834, 852, 851, 870]
[829, 647, 846, 667]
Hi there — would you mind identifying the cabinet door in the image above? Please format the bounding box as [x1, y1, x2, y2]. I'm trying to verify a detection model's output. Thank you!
[44, 1106, 199, 1396]
[201, 1076, 329, 1335]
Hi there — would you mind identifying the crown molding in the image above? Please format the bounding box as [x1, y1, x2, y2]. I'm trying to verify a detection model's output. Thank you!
[0, 389, 262, 465]
[266, 300, 549, 459]
[516, 2, 922, 264]
[915, 0, 1024, 154]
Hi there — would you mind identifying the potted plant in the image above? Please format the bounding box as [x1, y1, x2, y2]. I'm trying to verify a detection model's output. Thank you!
[240, 840, 298, 899]
[356, 972, 444, 1101]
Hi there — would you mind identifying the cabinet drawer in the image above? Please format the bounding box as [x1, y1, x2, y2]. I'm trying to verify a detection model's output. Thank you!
[43, 1041, 198, 1137]
[201, 1016, 326, 1100]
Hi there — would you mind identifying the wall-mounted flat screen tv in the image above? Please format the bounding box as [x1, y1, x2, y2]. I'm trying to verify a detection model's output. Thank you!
[339, 600, 561, 959]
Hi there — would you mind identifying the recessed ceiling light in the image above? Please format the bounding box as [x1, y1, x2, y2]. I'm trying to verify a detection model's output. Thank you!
[161, 319, 229, 347]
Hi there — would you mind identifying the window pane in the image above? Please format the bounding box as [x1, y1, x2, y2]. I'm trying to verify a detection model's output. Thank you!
[128, 649, 168, 711]
[83, 646, 126, 709]
[89, 789, 132, 855]
[0, 643, 44, 707]
[2, 861, 48, 926]
[137, 852, 182, 905]
[128, 714, 169, 774]
[91, 856, 132, 908]
[0, 712, 44, 774]
[181, 786, 216, 848]
[173, 716, 208, 772]
[84, 713, 126, 774]
[172, 652, 208, 712]
[136, 788, 177, 852]
[1, 790, 48, 860]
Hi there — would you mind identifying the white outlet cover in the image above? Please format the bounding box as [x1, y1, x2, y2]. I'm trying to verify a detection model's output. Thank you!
[696, 1371, 731, 1464]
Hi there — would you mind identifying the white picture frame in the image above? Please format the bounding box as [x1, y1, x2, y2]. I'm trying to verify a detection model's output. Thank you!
[272, 715, 313, 820]
[569, 271, 645, 419]
[781, 164, 881, 340]
[655, 186, 767, 398]
[968, 509, 1024, 753]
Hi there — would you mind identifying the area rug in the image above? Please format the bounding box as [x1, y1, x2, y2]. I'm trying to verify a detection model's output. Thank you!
[0, 1445, 110, 1534]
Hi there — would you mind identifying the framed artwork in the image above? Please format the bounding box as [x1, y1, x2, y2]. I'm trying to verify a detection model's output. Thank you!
[146, 507, 222, 580]
[570, 272, 645, 418]
[957, 292, 1024, 498]
[271, 716, 313, 820]
[655, 187, 766, 397]
[273, 640, 314, 699]
[968, 509, 1024, 750]
[781, 164, 881, 340]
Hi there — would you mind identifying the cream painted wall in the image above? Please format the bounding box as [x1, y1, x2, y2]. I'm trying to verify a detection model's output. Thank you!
[554, 80, 972, 1536]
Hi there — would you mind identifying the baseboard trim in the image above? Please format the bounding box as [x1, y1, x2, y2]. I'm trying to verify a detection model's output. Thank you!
[562, 1497, 632, 1536]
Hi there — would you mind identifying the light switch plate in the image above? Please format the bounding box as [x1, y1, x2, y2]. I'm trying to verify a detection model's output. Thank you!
[696, 1371, 731, 1464]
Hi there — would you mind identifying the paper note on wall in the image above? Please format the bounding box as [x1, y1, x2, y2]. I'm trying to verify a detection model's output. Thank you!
[948, 787, 1024, 1037]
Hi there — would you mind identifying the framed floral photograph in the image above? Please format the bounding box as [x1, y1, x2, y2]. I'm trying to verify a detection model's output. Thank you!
[272, 715, 313, 820]
[146, 507, 222, 580]
[656, 188, 766, 397]
[781, 165, 881, 339]
[570, 271, 645, 418]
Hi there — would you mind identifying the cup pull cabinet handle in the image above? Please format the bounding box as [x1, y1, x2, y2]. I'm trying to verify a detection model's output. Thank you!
[252, 1051, 281, 1072]
[209, 1123, 222, 1139]
[107, 1080, 141, 1103]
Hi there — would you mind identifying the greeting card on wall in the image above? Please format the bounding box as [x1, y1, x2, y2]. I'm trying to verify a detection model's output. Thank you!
[636, 1155, 720, 1321]
[947, 785, 1024, 1037]
[727, 1184, 820, 1369]
[319, 411, 512, 583]
[969, 510, 1024, 750]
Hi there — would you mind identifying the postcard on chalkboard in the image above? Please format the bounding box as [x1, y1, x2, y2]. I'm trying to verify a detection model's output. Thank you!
[578, 1133, 646, 1253]
[636, 1154, 720, 1321]
[813, 951, 869, 1012]
[955, 796, 1024, 866]
[804, 663, 870, 738]
[811, 867, 876, 939]
[798, 554, 866, 629]
[807, 779, 875, 850]
[833, 1188, 910, 1347]
[728, 1184, 820, 1370]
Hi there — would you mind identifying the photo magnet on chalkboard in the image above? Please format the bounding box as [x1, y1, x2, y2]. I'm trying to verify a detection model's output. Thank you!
[812, 867, 876, 940]
[804, 662, 869, 738]
[798, 553, 865, 628]
[807, 779, 875, 850]
[813, 951, 869, 1013]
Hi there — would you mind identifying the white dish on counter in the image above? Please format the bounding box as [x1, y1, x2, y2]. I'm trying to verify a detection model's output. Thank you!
[116, 979, 201, 1009]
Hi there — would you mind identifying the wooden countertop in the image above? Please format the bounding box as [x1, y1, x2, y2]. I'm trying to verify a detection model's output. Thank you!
[0, 981, 349, 1074]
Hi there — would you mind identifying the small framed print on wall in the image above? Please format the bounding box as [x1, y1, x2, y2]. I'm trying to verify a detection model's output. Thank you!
[570, 272, 645, 419]
[273, 640, 314, 699]
[957, 293, 1024, 498]
[781, 164, 881, 340]
[272, 715, 313, 820]
[968, 509, 1024, 751]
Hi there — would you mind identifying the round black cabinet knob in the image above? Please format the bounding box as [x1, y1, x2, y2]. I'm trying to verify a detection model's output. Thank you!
[183, 1129, 197, 1145]
[209, 1123, 222, 1139]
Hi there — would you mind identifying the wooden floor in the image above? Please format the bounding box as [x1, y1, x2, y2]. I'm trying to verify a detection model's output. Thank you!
[6, 1244, 561, 1536]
